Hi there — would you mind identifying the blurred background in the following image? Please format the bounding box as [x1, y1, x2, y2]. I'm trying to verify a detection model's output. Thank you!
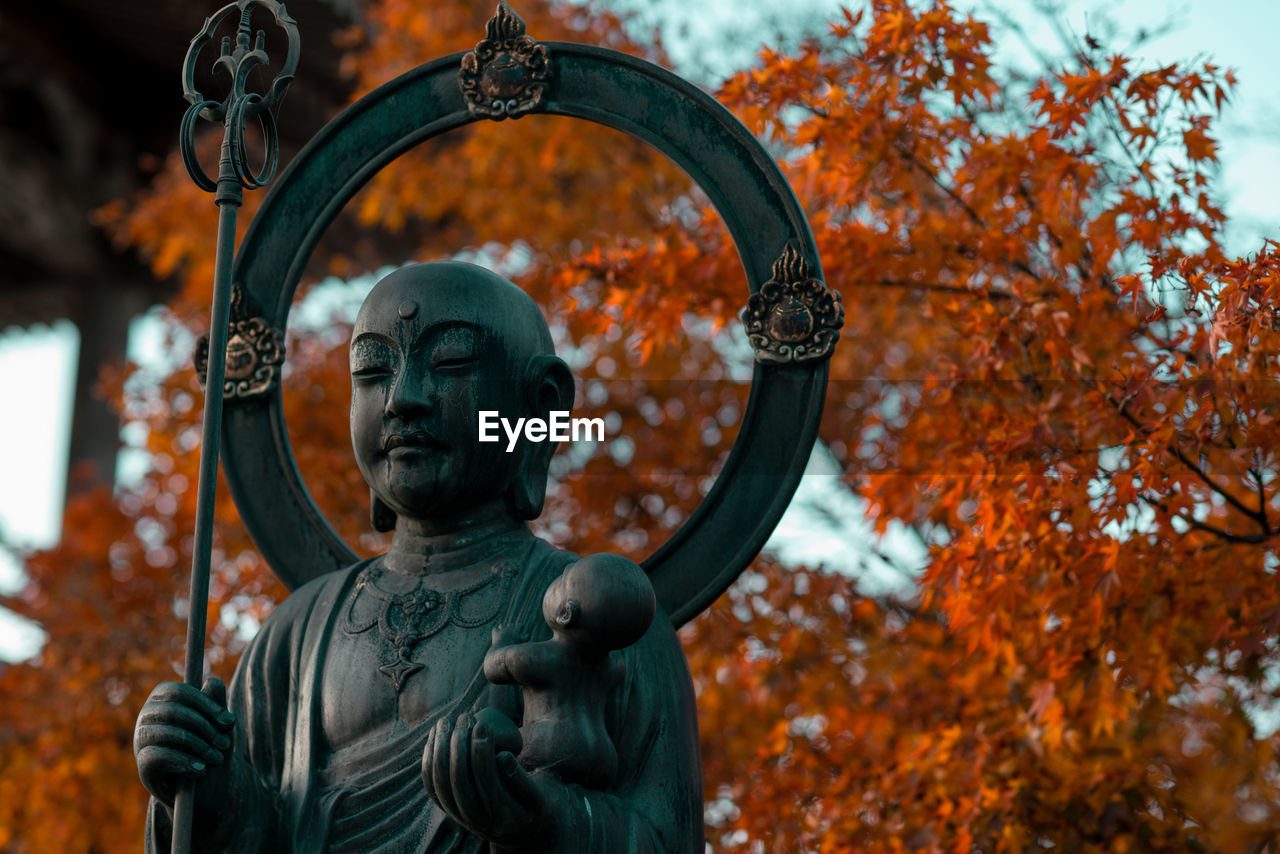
[1, 0, 1279, 850]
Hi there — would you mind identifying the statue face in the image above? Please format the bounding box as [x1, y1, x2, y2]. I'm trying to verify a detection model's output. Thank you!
[350, 293, 517, 523]
[351, 261, 566, 525]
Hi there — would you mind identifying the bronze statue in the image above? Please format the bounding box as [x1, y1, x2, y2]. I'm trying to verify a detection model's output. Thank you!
[134, 262, 703, 852]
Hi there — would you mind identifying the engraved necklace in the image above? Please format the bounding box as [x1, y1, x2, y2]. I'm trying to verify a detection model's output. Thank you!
[341, 535, 525, 692]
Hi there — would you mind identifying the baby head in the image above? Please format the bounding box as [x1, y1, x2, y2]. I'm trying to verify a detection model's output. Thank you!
[543, 553, 656, 650]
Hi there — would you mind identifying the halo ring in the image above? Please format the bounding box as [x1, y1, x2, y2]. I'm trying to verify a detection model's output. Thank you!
[223, 43, 830, 627]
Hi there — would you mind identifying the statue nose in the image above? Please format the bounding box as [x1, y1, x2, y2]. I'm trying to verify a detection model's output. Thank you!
[385, 371, 435, 417]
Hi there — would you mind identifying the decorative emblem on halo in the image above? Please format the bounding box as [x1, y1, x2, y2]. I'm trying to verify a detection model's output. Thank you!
[193, 285, 285, 399]
[459, 1, 552, 120]
[742, 243, 844, 364]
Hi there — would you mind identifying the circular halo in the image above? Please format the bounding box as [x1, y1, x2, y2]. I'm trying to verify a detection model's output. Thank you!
[223, 43, 830, 628]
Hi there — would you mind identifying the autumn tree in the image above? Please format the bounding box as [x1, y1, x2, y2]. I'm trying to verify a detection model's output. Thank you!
[3, 0, 1279, 852]
[674, 4, 1280, 851]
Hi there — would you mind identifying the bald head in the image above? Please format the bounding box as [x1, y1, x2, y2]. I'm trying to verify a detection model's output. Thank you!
[354, 261, 554, 364]
[349, 261, 572, 526]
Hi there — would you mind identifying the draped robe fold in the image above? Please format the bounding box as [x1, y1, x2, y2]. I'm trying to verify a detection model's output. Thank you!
[145, 538, 703, 853]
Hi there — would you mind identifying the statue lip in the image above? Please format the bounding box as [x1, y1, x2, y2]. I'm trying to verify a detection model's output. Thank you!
[384, 430, 444, 452]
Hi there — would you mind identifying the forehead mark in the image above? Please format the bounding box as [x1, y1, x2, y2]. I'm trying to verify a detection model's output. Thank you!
[397, 300, 418, 320]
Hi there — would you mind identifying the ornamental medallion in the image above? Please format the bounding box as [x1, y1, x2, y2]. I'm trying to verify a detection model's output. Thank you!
[742, 243, 844, 364]
[193, 285, 285, 399]
[459, 1, 552, 120]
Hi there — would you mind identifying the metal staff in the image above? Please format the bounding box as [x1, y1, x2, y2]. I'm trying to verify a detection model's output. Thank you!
[175, 3, 298, 851]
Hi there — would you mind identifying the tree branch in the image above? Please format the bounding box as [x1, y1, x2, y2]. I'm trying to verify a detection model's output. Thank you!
[863, 278, 1016, 300]
[1108, 393, 1273, 534]
[1137, 491, 1270, 545]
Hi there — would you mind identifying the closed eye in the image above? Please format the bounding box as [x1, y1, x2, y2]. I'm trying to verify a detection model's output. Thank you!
[351, 365, 393, 380]
[432, 355, 480, 370]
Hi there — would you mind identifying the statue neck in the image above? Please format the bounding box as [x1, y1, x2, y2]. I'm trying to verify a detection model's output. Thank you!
[385, 500, 527, 575]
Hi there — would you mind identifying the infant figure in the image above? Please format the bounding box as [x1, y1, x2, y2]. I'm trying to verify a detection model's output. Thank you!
[483, 552, 656, 789]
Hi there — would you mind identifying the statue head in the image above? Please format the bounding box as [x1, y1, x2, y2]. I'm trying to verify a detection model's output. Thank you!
[543, 554, 655, 650]
[350, 261, 574, 531]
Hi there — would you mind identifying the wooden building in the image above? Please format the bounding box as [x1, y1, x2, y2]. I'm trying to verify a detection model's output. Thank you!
[0, 0, 354, 499]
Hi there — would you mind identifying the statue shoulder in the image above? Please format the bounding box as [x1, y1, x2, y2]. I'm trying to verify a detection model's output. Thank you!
[254, 559, 370, 637]
[230, 559, 371, 700]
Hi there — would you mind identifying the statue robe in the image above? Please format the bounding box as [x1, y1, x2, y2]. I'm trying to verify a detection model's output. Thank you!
[146, 538, 703, 852]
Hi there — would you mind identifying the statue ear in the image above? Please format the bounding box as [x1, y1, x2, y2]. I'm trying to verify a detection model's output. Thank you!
[371, 490, 397, 532]
[510, 354, 575, 520]
[555, 600, 580, 628]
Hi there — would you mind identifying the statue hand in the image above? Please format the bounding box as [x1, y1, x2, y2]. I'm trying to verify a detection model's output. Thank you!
[134, 677, 236, 809]
[423, 707, 571, 847]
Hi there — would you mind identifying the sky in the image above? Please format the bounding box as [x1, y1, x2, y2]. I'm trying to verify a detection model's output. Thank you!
[0, 0, 1277, 660]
